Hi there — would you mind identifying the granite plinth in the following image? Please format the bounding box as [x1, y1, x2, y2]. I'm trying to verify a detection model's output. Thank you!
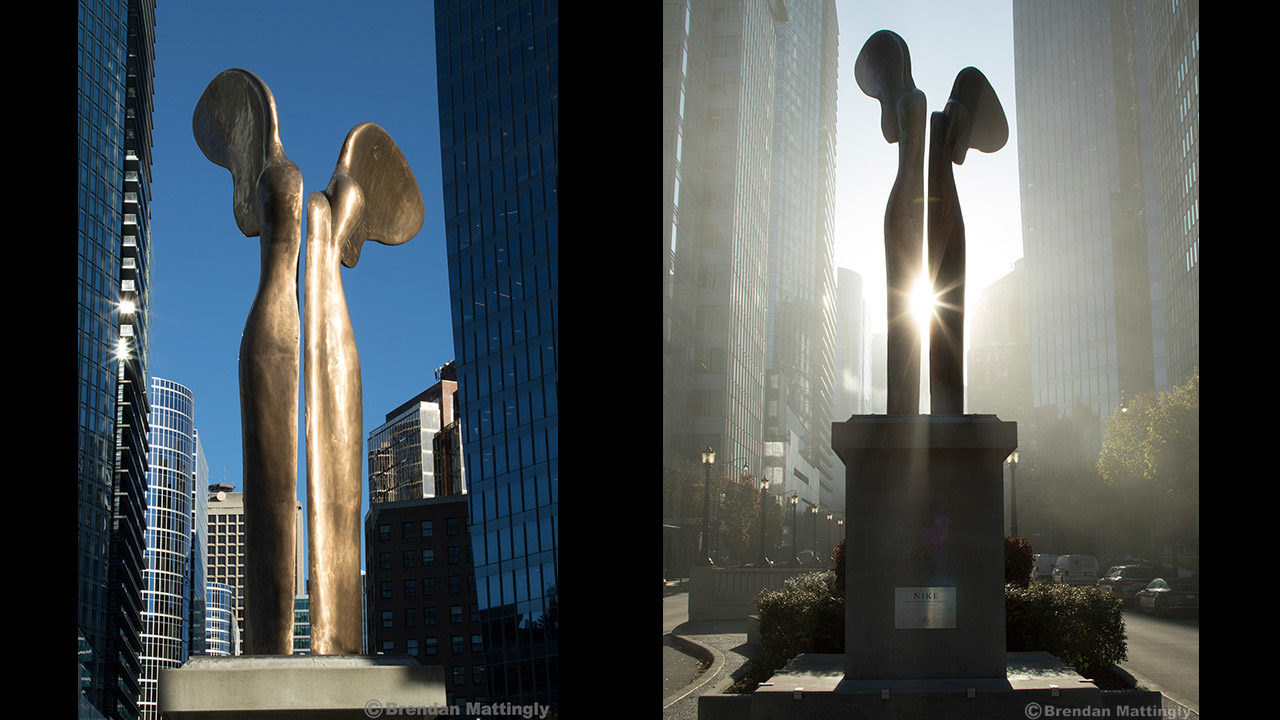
[833, 414, 1015, 680]
[157, 655, 445, 719]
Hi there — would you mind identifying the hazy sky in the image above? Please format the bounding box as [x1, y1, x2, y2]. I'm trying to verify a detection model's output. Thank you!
[147, 3, 452, 541]
[833, 0, 1023, 340]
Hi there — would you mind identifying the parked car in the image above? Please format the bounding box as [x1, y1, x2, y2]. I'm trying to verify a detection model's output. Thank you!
[1097, 565, 1158, 604]
[1135, 576, 1199, 616]
[1052, 554, 1099, 586]
[1030, 554, 1059, 584]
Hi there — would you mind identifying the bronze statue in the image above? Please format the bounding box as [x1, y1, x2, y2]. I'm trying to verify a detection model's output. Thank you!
[857, 34, 1007, 416]
[927, 67, 1007, 414]
[856, 30, 926, 416]
[194, 70, 423, 655]
[305, 123, 424, 654]
[193, 69, 301, 655]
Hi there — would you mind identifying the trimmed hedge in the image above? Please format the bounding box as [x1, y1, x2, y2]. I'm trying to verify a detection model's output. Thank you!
[1005, 582, 1127, 676]
[752, 570, 844, 678]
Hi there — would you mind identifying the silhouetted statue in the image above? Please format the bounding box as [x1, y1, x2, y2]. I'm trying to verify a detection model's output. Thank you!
[193, 69, 301, 655]
[856, 30, 926, 416]
[194, 70, 423, 655]
[927, 67, 1007, 414]
[857, 33, 1008, 416]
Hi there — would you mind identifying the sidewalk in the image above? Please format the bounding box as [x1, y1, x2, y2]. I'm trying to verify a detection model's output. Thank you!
[662, 619, 753, 720]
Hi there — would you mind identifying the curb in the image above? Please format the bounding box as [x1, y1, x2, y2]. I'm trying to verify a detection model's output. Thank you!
[1117, 663, 1198, 718]
[662, 632, 726, 710]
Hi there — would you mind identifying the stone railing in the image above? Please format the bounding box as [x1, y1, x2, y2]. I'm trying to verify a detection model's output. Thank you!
[688, 565, 825, 622]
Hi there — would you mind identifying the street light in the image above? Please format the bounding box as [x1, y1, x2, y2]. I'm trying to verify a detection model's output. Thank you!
[1007, 450, 1020, 538]
[758, 477, 771, 565]
[789, 494, 799, 564]
[701, 447, 715, 566]
[810, 506, 819, 564]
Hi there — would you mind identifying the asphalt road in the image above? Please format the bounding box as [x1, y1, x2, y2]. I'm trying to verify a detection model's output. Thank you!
[1121, 607, 1198, 713]
[662, 589, 707, 704]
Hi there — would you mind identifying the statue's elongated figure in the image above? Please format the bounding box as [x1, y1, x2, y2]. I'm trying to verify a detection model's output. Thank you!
[856, 30, 926, 416]
[193, 69, 300, 655]
[306, 122, 423, 654]
[927, 67, 1007, 414]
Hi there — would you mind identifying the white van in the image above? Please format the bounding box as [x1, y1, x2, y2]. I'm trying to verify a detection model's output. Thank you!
[1030, 554, 1059, 583]
[1052, 554, 1099, 586]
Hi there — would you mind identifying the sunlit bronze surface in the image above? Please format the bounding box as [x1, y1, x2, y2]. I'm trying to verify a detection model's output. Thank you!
[856, 30, 925, 416]
[927, 67, 1007, 414]
[193, 69, 299, 655]
[305, 123, 423, 654]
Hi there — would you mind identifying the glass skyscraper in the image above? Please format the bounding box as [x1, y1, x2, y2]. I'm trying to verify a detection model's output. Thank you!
[138, 378, 196, 720]
[435, 0, 558, 705]
[77, 1, 156, 718]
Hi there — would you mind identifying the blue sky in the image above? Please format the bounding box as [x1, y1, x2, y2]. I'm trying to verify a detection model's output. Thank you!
[147, 2, 455, 556]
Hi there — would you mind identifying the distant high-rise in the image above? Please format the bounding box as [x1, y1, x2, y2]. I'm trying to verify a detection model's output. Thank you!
[1013, 0, 1196, 439]
[663, 0, 840, 521]
[967, 261, 1033, 433]
[368, 361, 466, 505]
[435, 0, 558, 705]
[77, 1, 156, 717]
[189, 431, 209, 658]
[203, 582, 236, 656]
[138, 378, 196, 720]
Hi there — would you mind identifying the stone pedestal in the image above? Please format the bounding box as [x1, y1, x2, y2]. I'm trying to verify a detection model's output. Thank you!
[832, 414, 1015, 680]
[157, 655, 446, 719]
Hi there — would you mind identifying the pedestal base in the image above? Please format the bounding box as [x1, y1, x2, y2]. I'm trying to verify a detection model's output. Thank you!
[833, 414, 1015, 679]
[157, 655, 445, 719]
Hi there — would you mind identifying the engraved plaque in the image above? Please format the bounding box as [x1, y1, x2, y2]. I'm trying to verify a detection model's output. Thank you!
[894, 587, 956, 629]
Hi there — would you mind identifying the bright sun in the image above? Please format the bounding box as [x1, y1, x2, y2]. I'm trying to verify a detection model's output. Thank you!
[910, 275, 936, 333]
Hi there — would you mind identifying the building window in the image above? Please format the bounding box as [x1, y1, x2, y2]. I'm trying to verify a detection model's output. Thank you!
[407, 638, 419, 657]
[381, 640, 395, 654]
[425, 607, 438, 626]
[447, 517, 460, 536]
[379, 552, 391, 570]
[453, 665, 466, 686]
[448, 546, 461, 565]
[405, 608, 417, 628]
[381, 611, 393, 629]
[378, 524, 391, 541]
[471, 634, 484, 652]
[403, 522, 414, 540]
[380, 582, 392, 600]
[472, 665, 486, 685]
[404, 579, 417, 598]
[421, 520, 434, 538]
[423, 577, 436, 596]
[422, 549, 436, 567]
[449, 575, 462, 594]
[450, 605, 463, 624]
[403, 550, 416, 568]
[425, 637, 438, 656]
[452, 635, 465, 654]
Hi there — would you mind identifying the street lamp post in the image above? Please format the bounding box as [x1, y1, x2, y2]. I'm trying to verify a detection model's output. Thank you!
[825, 512, 834, 559]
[789, 494, 799, 563]
[758, 477, 771, 565]
[701, 447, 715, 566]
[810, 506, 818, 564]
[1008, 450, 1019, 538]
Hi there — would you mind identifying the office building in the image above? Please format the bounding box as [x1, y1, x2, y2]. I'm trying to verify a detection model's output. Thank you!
[293, 595, 311, 655]
[369, 362, 466, 505]
[834, 268, 867, 422]
[435, 0, 559, 704]
[1013, 0, 1197, 437]
[205, 485, 304, 650]
[365, 496, 488, 705]
[188, 431, 209, 658]
[967, 261, 1033, 429]
[204, 582, 236, 656]
[663, 0, 841, 526]
[137, 378, 196, 719]
[77, 1, 156, 717]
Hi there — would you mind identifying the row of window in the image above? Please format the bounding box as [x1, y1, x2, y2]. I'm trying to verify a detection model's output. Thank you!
[377, 517, 462, 541]
[378, 574, 474, 598]
[378, 603, 478, 627]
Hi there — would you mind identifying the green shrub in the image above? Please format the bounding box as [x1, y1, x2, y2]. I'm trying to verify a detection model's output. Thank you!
[1005, 537, 1034, 587]
[832, 539, 846, 597]
[1005, 583, 1127, 676]
[753, 570, 844, 678]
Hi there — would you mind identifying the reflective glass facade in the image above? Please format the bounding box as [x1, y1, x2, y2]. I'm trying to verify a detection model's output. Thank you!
[138, 378, 196, 720]
[77, 1, 155, 717]
[435, 0, 558, 705]
[204, 582, 235, 656]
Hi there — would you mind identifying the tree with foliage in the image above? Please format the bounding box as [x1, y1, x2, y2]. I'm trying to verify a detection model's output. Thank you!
[1097, 373, 1199, 572]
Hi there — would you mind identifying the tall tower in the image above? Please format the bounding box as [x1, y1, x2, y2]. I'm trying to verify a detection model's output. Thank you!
[435, 0, 559, 705]
[368, 361, 466, 505]
[76, 1, 156, 717]
[763, 0, 841, 515]
[138, 378, 196, 720]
